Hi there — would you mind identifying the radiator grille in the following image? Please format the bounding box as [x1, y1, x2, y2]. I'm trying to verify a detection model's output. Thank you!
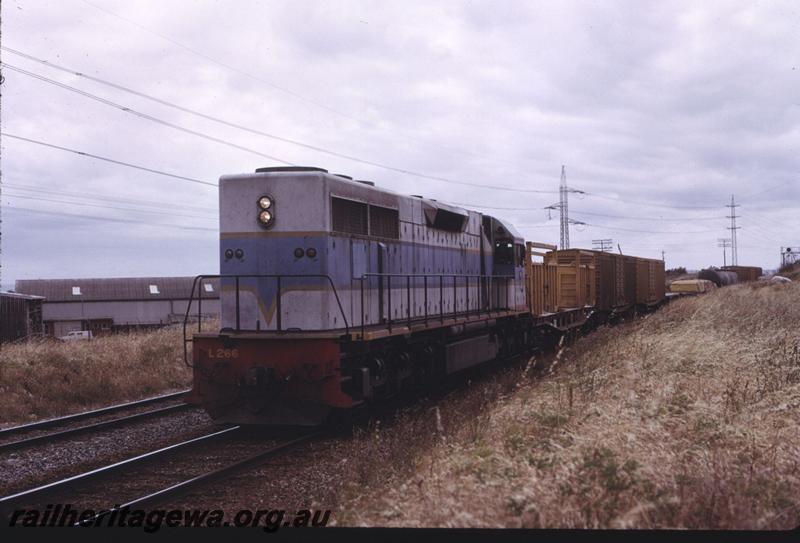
[332, 197, 367, 235]
[369, 205, 399, 239]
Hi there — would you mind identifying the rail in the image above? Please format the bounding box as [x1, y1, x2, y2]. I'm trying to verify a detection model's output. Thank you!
[182, 274, 350, 367]
[359, 273, 514, 338]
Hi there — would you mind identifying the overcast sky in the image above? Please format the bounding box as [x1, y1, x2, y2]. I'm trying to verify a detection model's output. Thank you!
[1, 0, 798, 289]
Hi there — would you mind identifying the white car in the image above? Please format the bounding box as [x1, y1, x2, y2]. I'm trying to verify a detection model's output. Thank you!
[59, 330, 93, 341]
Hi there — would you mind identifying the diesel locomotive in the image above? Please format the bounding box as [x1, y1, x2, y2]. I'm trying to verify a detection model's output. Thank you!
[185, 166, 666, 426]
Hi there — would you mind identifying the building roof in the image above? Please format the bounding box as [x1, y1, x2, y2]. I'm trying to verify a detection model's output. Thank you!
[14, 277, 219, 302]
[0, 291, 46, 300]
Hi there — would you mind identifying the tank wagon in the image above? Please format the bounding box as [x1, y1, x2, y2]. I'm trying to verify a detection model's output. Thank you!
[185, 167, 666, 426]
[698, 268, 739, 287]
[699, 265, 763, 287]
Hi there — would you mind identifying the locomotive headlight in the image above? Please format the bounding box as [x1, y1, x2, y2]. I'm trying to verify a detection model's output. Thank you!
[257, 195, 274, 228]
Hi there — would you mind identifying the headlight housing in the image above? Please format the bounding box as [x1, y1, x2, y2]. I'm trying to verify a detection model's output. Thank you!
[257, 195, 275, 228]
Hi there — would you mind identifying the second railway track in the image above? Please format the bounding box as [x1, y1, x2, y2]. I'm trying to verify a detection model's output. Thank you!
[0, 390, 192, 453]
[0, 425, 317, 520]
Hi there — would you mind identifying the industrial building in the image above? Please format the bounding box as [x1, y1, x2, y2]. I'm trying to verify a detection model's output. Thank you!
[14, 277, 219, 337]
[0, 292, 45, 343]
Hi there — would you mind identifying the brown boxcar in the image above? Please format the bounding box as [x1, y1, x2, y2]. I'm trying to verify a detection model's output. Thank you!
[631, 257, 666, 305]
[544, 249, 630, 311]
[526, 243, 595, 314]
[721, 265, 763, 282]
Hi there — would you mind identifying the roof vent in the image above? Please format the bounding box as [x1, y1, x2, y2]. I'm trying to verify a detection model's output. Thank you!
[255, 166, 328, 173]
[334, 174, 353, 180]
[356, 180, 375, 186]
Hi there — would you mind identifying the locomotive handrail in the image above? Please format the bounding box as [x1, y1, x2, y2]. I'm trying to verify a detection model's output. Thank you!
[358, 272, 515, 337]
[182, 273, 350, 368]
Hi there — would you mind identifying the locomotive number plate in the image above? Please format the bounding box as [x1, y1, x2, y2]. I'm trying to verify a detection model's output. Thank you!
[207, 348, 240, 359]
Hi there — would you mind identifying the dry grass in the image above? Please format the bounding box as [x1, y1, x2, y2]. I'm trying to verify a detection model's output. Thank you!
[778, 262, 800, 281]
[0, 326, 192, 424]
[335, 282, 800, 529]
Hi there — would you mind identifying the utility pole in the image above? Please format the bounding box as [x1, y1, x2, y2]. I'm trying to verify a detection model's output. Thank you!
[717, 238, 731, 267]
[725, 195, 740, 266]
[592, 239, 613, 252]
[0, 75, 3, 291]
[559, 165, 569, 249]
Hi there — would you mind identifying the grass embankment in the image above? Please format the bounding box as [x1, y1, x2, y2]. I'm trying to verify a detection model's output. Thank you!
[778, 262, 800, 281]
[336, 281, 800, 529]
[0, 327, 191, 424]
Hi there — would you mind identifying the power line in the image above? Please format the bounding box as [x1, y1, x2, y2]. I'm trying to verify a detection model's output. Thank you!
[2, 63, 294, 166]
[0, 132, 749, 238]
[0, 129, 748, 229]
[10, 50, 776, 210]
[2, 204, 216, 232]
[1, 51, 561, 195]
[745, 212, 796, 234]
[3, 183, 216, 213]
[78, 0, 499, 163]
[7, 51, 794, 212]
[78, 0, 384, 129]
[6, 54, 789, 229]
[570, 209, 723, 222]
[2, 132, 216, 187]
[584, 223, 718, 234]
[3, 192, 217, 221]
[449, 200, 724, 221]
[744, 180, 793, 198]
[583, 191, 724, 210]
[592, 239, 614, 252]
[515, 222, 719, 235]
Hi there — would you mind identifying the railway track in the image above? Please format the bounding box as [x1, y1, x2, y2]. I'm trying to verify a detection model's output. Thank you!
[0, 426, 317, 522]
[0, 390, 192, 454]
[81, 433, 317, 525]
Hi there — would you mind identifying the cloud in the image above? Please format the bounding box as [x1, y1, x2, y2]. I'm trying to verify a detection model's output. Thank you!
[1, 0, 798, 289]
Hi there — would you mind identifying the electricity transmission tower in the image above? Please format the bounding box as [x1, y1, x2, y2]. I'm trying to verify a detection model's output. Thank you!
[559, 166, 569, 249]
[725, 195, 740, 265]
[592, 239, 614, 252]
[545, 165, 584, 250]
[718, 238, 732, 267]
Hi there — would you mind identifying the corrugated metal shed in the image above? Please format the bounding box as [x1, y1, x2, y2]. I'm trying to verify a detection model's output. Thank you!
[15, 277, 219, 302]
[1, 292, 45, 343]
